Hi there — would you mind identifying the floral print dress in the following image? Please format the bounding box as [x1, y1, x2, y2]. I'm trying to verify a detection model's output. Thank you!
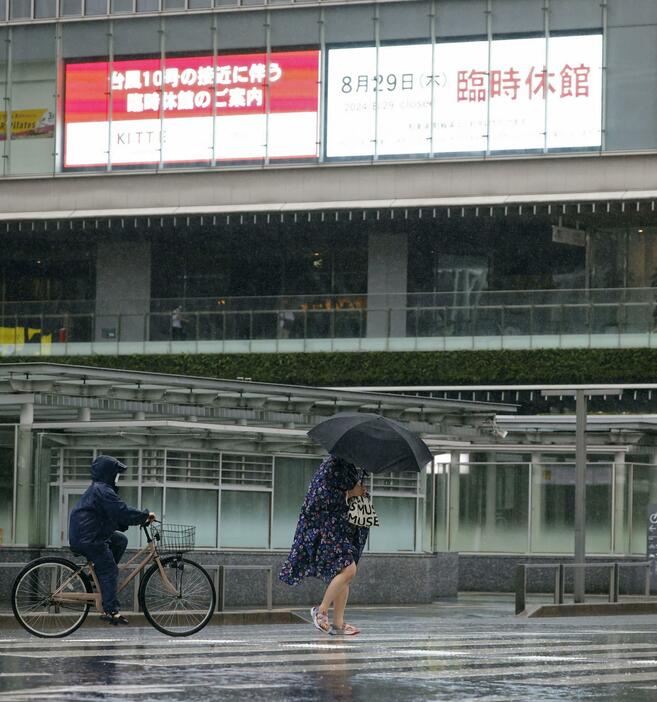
[279, 454, 369, 585]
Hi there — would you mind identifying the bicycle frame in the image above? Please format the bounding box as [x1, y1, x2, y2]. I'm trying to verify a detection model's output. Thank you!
[52, 526, 179, 612]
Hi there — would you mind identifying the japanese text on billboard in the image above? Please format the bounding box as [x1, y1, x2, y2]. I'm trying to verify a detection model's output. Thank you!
[64, 51, 319, 168]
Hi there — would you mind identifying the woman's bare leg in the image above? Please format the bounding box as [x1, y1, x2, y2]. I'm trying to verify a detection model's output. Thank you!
[332, 584, 349, 629]
[318, 563, 357, 619]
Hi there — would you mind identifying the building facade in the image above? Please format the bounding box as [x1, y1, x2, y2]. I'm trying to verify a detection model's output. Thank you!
[1, 0, 657, 355]
[3, 1, 657, 596]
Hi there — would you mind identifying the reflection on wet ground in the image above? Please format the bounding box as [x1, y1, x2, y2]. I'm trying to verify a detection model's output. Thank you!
[2, 596, 657, 701]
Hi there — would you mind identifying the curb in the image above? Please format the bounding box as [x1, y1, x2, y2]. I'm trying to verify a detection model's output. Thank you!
[524, 601, 657, 618]
[0, 609, 306, 629]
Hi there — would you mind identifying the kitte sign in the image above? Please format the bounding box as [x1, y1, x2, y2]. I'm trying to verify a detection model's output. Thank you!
[64, 50, 320, 167]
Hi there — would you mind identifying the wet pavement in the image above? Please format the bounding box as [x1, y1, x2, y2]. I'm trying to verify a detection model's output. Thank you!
[3, 596, 657, 700]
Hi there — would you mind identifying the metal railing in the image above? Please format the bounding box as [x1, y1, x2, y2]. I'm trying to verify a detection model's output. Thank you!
[515, 561, 652, 614]
[2, 287, 657, 350]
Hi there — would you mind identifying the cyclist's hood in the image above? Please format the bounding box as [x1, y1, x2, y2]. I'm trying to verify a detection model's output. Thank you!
[91, 455, 127, 485]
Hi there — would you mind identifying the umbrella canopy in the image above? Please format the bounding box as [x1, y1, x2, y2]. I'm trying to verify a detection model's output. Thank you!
[307, 412, 433, 474]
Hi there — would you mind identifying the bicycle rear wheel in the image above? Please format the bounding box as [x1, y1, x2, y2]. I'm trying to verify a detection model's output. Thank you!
[12, 557, 92, 638]
[140, 556, 215, 636]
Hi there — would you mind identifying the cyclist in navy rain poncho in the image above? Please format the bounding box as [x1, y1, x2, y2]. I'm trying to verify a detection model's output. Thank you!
[69, 455, 154, 624]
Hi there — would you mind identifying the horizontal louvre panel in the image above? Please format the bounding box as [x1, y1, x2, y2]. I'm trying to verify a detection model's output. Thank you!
[60, 449, 94, 482]
[142, 449, 165, 483]
[372, 471, 419, 494]
[166, 450, 220, 484]
[49, 452, 61, 482]
[221, 454, 272, 487]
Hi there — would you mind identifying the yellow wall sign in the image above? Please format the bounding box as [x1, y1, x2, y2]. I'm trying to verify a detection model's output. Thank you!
[0, 326, 52, 345]
[0, 109, 55, 140]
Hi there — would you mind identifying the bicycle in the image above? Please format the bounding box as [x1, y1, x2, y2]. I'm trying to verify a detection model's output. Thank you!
[11, 522, 216, 639]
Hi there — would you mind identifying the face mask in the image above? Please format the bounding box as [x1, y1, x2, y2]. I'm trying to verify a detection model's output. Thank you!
[114, 473, 120, 485]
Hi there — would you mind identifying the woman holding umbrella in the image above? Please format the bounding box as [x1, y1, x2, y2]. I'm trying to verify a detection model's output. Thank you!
[279, 453, 369, 636]
[280, 413, 432, 636]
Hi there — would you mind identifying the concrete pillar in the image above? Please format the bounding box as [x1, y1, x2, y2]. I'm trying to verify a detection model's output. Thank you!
[14, 403, 33, 545]
[367, 232, 408, 338]
[95, 238, 151, 342]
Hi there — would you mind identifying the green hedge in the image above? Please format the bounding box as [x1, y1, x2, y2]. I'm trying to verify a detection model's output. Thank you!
[2, 348, 657, 386]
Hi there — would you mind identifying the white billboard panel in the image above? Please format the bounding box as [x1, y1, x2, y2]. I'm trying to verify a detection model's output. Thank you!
[326, 34, 602, 158]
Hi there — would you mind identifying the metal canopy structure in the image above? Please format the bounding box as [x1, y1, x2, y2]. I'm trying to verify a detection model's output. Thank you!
[0, 363, 516, 453]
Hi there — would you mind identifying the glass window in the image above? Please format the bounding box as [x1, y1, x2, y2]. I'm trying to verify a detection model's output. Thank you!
[368, 497, 416, 552]
[425, 456, 449, 552]
[530, 456, 612, 554]
[451, 455, 529, 552]
[142, 486, 163, 516]
[423, 470, 434, 553]
[9, 26, 56, 176]
[165, 487, 218, 547]
[220, 490, 270, 548]
[61, 0, 81, 15]
[0, 431, 14, 545]
[150, 224, 368, 313]
[9, 0, 30, 19]
[492, 0, 543, 34]
[587, 459, 613, 553]
[111, 0, 133, 13]
[49, 485, 59, 547]
[435, 0, 487, 39]
[272, 457, 316, 549]
[324, 5, 373, 44]
[550, 0, 600, 31]
[136, 486, 162, 548]
[606, 25, 657, 152]
[85, 0, 108, 14]
[34, 0, 56, 17]
[118, 486, 140, 548]
[630, 463, 657, 554]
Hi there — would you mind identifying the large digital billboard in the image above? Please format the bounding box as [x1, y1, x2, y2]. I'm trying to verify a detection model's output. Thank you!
[64, 50, 320, 167]
[326, 35, 602, 157]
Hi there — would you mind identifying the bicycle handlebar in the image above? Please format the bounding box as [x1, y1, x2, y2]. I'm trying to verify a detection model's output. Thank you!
[141, 519, 161, 544]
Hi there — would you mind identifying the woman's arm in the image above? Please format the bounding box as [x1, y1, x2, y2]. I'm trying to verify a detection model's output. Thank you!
[346, 483, 366, 499]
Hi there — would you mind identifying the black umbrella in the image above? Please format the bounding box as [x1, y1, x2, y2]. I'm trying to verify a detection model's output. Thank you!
[307, 412, 433, 474]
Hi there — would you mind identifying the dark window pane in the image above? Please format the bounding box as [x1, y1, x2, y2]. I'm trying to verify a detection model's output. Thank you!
[111, 0, 132, 13]
[35, 0, 56, 17]
[85, 0, 108, 15]
[61, 0, 82, 14]
[9, 0, 30, 19]
[136, 0, 157, 11]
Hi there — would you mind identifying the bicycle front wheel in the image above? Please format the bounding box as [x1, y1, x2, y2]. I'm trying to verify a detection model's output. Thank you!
[12, 557, 92, 638]
[140, 556, 215, 636]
